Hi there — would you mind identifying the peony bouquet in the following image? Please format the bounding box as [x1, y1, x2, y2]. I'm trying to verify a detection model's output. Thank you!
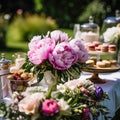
[22, 30, 88, 85]
[0, 80, 109, 120]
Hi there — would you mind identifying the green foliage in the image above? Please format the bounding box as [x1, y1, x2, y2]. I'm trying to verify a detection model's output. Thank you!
[78, 0, 105, 27]
[41, 0, 91, 28]
[22, 57, 86, 84]
[0, 15, 8, 49]
[34, 0, 43, 13]
[6, 14, 58, 43]
[1, 0, 120, 29]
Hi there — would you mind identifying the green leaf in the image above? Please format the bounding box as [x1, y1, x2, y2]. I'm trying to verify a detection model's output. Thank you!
[37, 71, 44, 83]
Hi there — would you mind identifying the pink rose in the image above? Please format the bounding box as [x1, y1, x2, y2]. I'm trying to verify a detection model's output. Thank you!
[42, 99, 59, 115]
[49, 42, 78, 70]
[18, 93, 45, 115]
[50, 30, 69, 42]
[70, 39, 88, 62]
[28, 37, 55, 65]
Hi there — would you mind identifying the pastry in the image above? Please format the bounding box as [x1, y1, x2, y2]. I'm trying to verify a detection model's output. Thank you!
[109, 44, 116, 52]
[90, 56, 97, 64]
[96, 61, 106, 68]
[109, 60, 117, 67]
[101, 45, 108, 52]
[87, 44, 95, 51]
[102, 60, 111, 67]
[93, 41, 100, 47]
[95, 46, 101, 51]
[86, 60, 94, 67]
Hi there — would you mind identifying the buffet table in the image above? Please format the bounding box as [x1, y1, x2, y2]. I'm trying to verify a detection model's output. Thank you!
[79, 70, 120, 120]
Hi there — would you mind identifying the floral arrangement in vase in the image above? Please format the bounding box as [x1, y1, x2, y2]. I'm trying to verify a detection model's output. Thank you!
[0, 80, 109, 120]
[22, 30, 89, 89]
[0, 30, 110, 120]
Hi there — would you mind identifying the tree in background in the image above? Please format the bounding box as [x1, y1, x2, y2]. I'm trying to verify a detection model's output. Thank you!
[0, 0, 120, 28]
[101, 0, 120, 17]
[40, 0, 120, 28]
[0, 0, 34, 21]
[41, 0, 90, 28]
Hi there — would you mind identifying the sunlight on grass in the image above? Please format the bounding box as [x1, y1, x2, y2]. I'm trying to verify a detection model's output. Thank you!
[59, 28, 74, 38]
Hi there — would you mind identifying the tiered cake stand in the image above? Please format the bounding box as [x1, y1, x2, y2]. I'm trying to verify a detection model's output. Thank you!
[83, 50, 119, 84]
[82, 66, 120, 84]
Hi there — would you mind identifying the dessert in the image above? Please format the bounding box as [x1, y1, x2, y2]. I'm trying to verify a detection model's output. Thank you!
[87, 44, 95, 51]
[93, 41, 100, 47]
[95, 45, 101, 51]
[101, 45, 108, 52]
[7, 69, 34, 81]
[96, 61, 106, 68]
[109, 59, 117, 67]
[109, 44, 116, 52]
[86, 60, 94, 67]
[80, 31, 99, 43]
[102, 60, 111, 67]
[90, 56, 97, 64]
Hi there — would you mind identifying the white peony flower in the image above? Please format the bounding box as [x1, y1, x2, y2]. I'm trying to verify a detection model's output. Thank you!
[103, 27, 120, 43]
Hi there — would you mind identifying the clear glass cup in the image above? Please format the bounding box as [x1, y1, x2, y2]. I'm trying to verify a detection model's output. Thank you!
[12, 52, 26, 69]
[73, 24, 80, 37]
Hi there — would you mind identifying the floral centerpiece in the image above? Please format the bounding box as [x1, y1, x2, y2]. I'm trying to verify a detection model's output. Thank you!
[0, 30, 110, 120]
[22, 30, 88, 91]
[0, 80, 109, 120]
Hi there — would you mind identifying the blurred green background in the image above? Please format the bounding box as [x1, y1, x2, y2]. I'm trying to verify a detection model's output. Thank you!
[0, 0, 120, 59]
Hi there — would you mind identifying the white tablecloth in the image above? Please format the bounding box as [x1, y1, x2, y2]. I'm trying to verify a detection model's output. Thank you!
[1, 71, 120, 120]
[79, 70, 120, 120]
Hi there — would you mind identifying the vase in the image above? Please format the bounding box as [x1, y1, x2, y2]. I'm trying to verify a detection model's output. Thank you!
[42, 71, 58, 98]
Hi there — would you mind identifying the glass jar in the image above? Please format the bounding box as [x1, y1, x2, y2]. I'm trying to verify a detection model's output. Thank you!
[73, 24, 81, 39]
[0, 53, 11, 99]
[80, 16, 99, 43]
[11, 52, 26, 71]
[0, 53, 11, 75]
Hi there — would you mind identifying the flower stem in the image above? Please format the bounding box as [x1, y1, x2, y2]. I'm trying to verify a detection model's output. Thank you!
[45, 86, 53, 99]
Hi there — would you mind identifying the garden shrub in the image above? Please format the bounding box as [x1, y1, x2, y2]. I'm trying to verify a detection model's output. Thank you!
[6, 14, 58, 43]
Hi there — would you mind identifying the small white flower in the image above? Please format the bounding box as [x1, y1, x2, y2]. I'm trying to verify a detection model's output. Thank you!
[57, 84, 67, 93]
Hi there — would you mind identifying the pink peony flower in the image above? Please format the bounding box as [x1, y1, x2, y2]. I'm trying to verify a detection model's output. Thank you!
[49, 42, 78, 70]
[28, 37, 55, 65]
[28, 36, 42, 50]
[50, 30, 69, 42]
[42, 99, 59, 115]
[18, 93, 45, 115]
[70, 39, 88, 62]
